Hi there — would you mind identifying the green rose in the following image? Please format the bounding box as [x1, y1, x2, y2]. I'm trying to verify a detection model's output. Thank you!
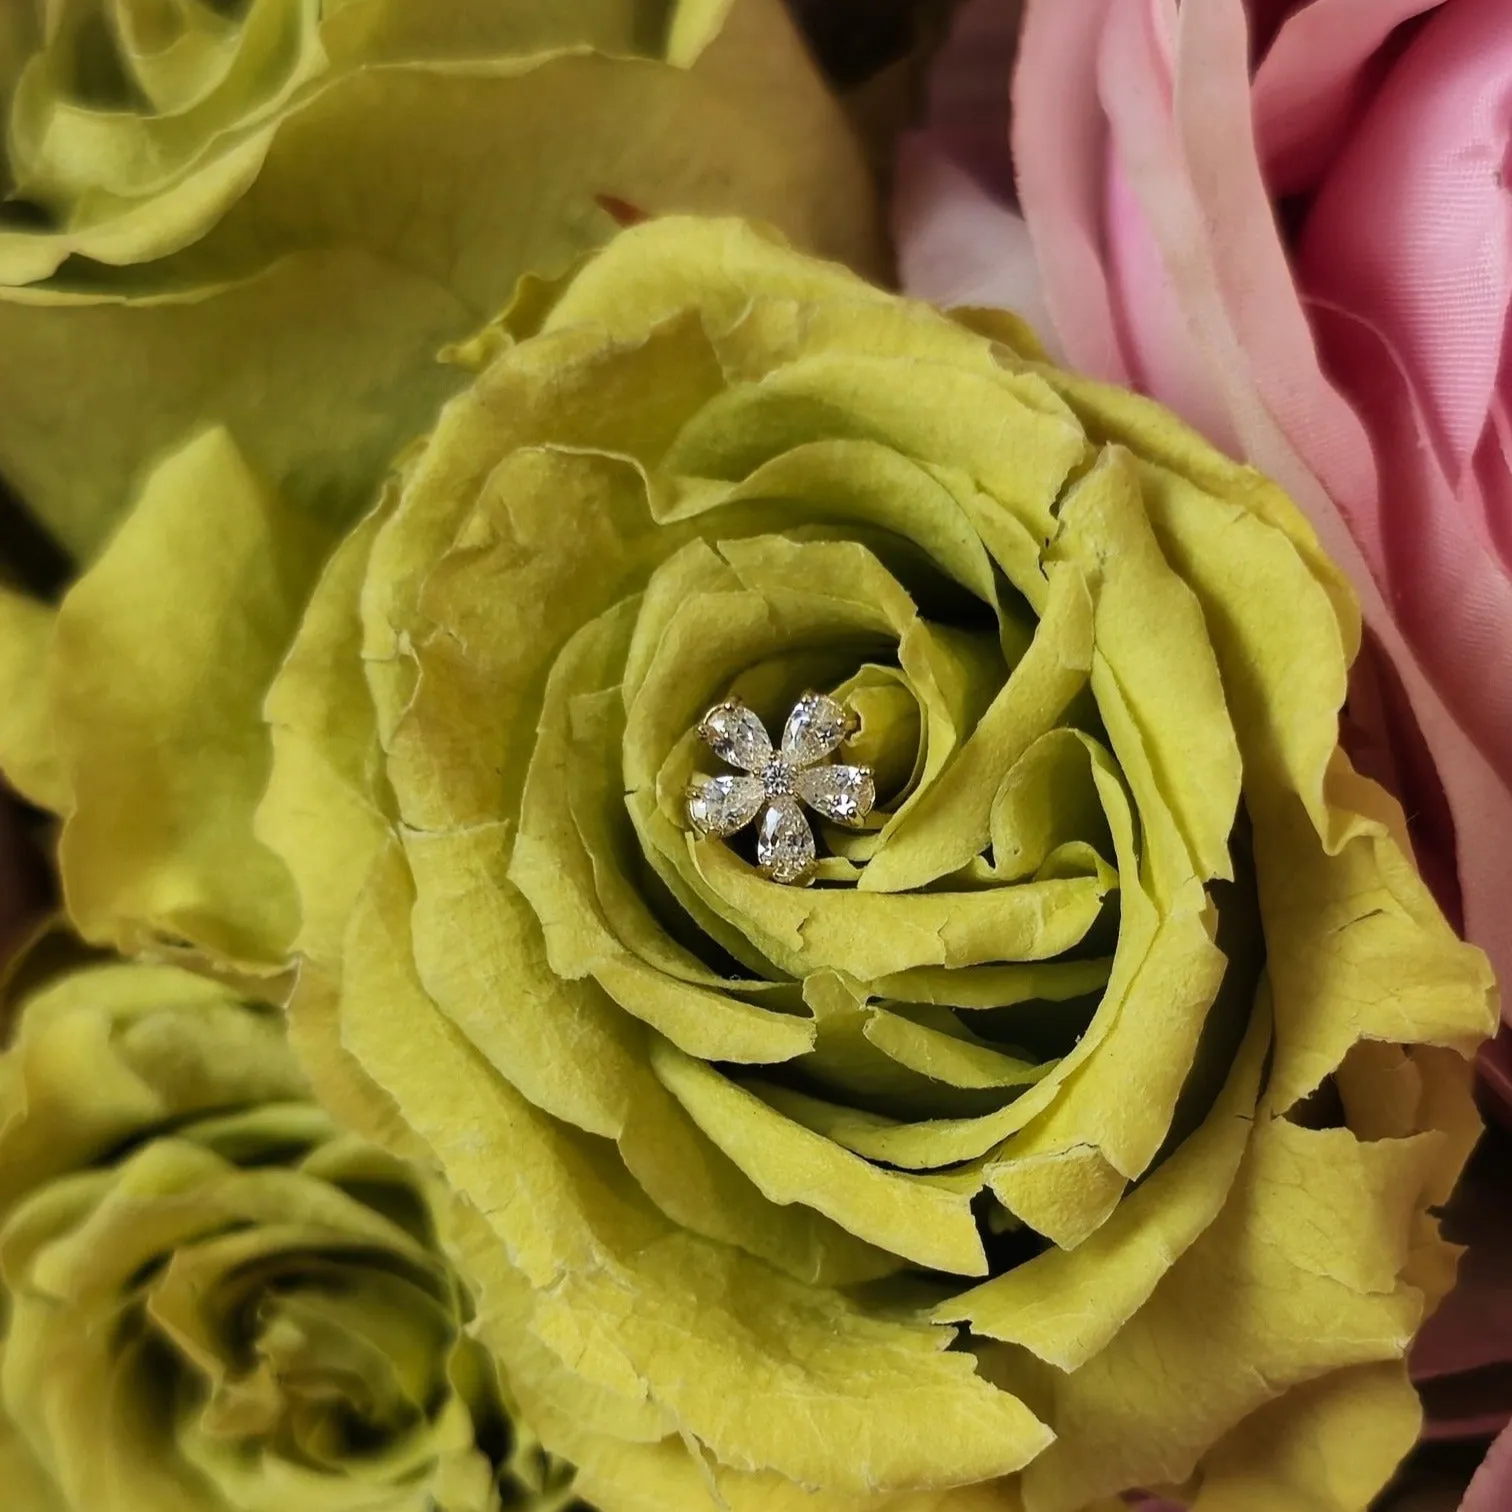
[0, 951, 580, 1512]
[0, 0, 879, 560]
[0, 219, 1498, 1511]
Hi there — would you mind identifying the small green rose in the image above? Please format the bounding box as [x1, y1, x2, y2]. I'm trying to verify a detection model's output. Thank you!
[0, 219, 1498, 1512]
[0, 0, 880, 560]
[0, 953, 580, 1512]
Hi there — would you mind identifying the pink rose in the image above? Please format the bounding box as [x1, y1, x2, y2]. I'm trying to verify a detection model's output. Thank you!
[897, 0, 1512, 1070]
[1464, 1424, 1512, 1510]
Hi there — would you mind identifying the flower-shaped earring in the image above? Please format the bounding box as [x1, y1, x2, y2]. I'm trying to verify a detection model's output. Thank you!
[685, 692, 876, 885]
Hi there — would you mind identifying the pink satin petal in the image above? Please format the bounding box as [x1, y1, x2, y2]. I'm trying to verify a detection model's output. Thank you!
[1093, 0, 1243, 454]
[1103, 117, 1242, 450]
[1300, 0, 1512, 481]
[1012, 0, 1128, 381]
[1476, 356, 1512, 572]
[1253, 0, 1443, 196]
[1172, 0, 1386, 573]
[894, 134, 1063, 353]
[1309, 302, 1512, 786]
[1462, 1423, 1512, 1512]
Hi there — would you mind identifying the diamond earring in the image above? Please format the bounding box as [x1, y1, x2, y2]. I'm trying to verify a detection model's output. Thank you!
[684, 691, 875, 885]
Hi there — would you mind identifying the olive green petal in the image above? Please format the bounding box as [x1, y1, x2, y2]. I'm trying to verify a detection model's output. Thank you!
[859, 1010, 1048, 1092]
[1050, 447, 1241, 892]
[283, 966, 439, 1173]
[462, 1209, 1018, 1512]
[1050, 365, 1363, 655]
[0, 1413, 65, 1512]
[574, 1436, 1029, 1512]
[865, 958, 1113, 1011]
[0, 586, 65, 811]
[257, 507, 393, 972]
[0, 3, 38, 131]
[533, 214, 884, 344]
[1354, 1046, 1481, 1209]
[1015, 1117, 1444, 1512]
[51, 428, 326, 966]
[319, 0, 675, 66]
[397, 828, 640, 1141]
[0, 960, 305, 1215]
[1254, 757, 1497, 1115]
[0, 247, 473, 561]
[510, 599, 813, 1064]
[364, 318, 722, 730]
[4, 9, 879, 558]
[984, 1148, 1127, 1252]
[664, 439, 1004, 608]
[663, 355, 1084, 552]
[1185, 1362, 1420, 1512]
[337, 849, 1053, 1494]
[189, 8, 877, 309]
[112, 0, 259, 116]
[388, 445, 674, 830]
[693, 844, 1107, 980]
[986, 729, 1115, 883]
[10, 0, 321, 214]
[616, 1056, 902, 1288]
[940, 993, 1271, 1364]
[841, 736, 1192, 1184]
[650, 1037, 988, 1274]
[863, 561, 1095, 892]
[0, 134, 275, 283]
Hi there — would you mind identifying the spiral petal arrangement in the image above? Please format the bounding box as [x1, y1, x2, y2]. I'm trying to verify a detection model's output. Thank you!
[0, 218, 1497, 1512]
[0, 955, 581, 1512]
[0, 0, 879, 558]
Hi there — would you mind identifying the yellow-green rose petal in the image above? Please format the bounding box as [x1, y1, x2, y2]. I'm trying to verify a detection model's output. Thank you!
[55, 216, 1492, 1510]
[0, 0, 882, 559]
[0, 953, 558, 1512]
[52, 428, 326, 967]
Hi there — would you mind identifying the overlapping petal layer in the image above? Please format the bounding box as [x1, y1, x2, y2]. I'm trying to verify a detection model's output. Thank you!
[0, 949, 580, 1512]
[0, 0, 880, 559]
[0, 219, 1496, 1510]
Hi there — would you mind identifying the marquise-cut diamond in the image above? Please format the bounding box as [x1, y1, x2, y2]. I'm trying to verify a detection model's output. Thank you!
[686, 774, 765, 837]
[699, 702, 773, 772]
[795, 763, 875, 824]
[684, 692, 875, 885]
[781, 690, 853, 766]
[756, 797, 817, 884]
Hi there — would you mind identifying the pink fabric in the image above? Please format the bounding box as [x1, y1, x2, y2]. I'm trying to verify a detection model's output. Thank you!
[1253, 0, 1443, 195]
[1463, 1423, 1512, 1512]
[896, 0, 1512, 1052]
